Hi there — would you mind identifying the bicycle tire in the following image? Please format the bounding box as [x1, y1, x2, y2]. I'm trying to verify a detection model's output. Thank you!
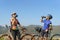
[31, 35, 41, 40]
[21, 34, 33, 40]
[0, 34, 12, 40]
[50, 34, 60, 40]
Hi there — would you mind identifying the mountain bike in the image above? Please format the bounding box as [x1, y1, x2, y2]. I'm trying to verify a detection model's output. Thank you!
[31, 27, 52, 40]
[0, 27, 33, 40]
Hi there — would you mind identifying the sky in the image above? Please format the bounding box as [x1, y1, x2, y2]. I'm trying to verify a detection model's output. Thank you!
[0, 0, 60, 26]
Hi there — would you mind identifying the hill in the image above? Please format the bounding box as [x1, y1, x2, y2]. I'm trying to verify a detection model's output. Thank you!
[0, 25, 60, 35]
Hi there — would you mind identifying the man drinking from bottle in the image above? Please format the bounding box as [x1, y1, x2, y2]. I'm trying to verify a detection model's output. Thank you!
[40, 14, 53, 40]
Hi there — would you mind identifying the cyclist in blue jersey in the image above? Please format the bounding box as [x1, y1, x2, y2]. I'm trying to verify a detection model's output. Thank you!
[40, 14, 53, 40]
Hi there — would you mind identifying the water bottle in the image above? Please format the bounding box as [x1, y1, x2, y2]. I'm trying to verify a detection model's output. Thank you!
[41, 16, 46, 19]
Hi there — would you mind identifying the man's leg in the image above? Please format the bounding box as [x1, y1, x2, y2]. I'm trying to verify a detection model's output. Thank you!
[44, 31, 48, 40]
[16, 30, 21, 40]
[40, 30, 45, 40]
[11, 30, 16, 40]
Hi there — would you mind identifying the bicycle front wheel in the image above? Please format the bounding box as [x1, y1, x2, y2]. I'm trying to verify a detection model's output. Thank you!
[50, 34, 60, 40]
[21, 34, 33, 40]
[0, 34, 12, 40]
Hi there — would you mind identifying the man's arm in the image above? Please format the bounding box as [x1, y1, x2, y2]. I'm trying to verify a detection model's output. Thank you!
[18, 21, 21, 26]
[17, 20, 23, 29]
[10, 18, 13, 32]
[40, 16, 44, 22]
[10, 18, 13, 28]
[17, 20, 26, 32]
[49, 24, 53, 30]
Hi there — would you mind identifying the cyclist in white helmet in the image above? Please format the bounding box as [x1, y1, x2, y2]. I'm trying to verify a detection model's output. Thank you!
[10, 12, 25, 40]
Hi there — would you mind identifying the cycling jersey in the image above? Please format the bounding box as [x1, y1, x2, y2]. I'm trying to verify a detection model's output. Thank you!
[42, 19, 52, 30]
[11, 18, 19, 30]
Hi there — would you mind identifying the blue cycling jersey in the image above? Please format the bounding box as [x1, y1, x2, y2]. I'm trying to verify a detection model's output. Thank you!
[42, 19, 52, 30]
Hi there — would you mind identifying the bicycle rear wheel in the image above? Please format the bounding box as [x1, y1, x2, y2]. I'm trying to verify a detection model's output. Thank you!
[50, 34, 60, 40]
[21, 34, 33, 40]
[0, 34, 12, 40]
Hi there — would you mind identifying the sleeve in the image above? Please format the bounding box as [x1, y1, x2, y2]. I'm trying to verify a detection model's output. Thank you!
[43, 19, 46, 23]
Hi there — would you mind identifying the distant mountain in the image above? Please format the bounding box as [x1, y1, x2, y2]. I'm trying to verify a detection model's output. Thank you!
[0, 25, 60, 35]
[25, 25, 60, 34]
[52, 26, 60, 34]
[0, 25, 8, 34]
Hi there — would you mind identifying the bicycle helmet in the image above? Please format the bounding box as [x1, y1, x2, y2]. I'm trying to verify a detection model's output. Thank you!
[11, 12, 18, 17]
[47, 14, 53, 19]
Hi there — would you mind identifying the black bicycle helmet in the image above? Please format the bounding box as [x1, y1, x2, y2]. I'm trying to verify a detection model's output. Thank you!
[47, 14, 53, 19]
